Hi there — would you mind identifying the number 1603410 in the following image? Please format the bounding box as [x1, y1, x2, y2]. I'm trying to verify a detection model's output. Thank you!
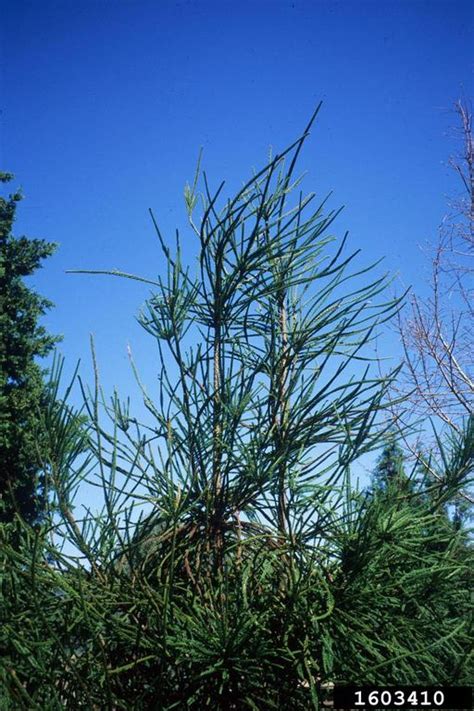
[332, 685, 472, 709]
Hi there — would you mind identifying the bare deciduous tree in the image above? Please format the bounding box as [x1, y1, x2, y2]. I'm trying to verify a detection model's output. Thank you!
[397, 99, 473, 431]
[389, 100, 474, 507]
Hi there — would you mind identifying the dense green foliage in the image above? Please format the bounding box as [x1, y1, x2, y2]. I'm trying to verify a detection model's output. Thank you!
[356, 430, 474, 684]
[0, 118, 472, 708]
[0, 173, 59, 524]
[371, 434, 410, 494]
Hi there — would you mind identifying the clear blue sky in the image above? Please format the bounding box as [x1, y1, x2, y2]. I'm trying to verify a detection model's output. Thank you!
[2, 1, 473, 484]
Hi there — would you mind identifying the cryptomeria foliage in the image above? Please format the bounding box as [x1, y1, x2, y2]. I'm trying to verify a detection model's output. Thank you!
[0, 173, 59, 524]
[1, 113, 472, 708]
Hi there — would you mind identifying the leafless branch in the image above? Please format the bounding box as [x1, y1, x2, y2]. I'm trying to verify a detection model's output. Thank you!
[390, 100, 473, 504]
[396, 100, 473, 426]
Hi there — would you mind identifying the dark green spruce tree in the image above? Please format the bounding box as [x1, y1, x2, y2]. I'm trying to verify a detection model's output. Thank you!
[371, 434, 410, 493]
[0, 172, 59, 524]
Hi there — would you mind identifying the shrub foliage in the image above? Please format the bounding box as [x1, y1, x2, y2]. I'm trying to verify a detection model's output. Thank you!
[1, 113, 472, 708]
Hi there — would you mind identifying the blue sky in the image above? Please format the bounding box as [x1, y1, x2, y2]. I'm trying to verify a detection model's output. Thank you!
[2, 0, 473, 497]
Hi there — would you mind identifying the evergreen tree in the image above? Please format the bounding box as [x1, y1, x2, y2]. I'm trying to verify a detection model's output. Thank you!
[370, 428, 471, 542]
[0, 172, 59, 524]
[371, 434, 410, 495]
